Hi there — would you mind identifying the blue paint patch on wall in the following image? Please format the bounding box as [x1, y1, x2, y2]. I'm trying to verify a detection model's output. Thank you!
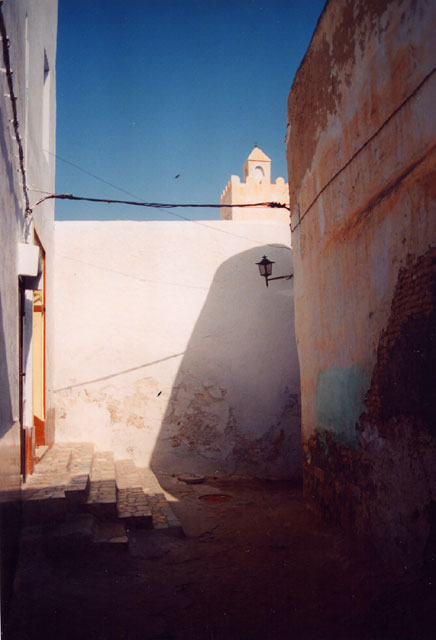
[315, 364, 370, 449]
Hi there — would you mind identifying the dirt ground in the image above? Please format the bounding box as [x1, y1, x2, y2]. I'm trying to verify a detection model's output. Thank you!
[4, 476, 435, 640]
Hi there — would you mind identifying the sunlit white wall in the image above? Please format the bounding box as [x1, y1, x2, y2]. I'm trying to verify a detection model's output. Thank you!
[53, 220, 301, 478]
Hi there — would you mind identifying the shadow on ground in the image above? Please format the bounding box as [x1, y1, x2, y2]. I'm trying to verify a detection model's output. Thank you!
[5, 477, 435, 640]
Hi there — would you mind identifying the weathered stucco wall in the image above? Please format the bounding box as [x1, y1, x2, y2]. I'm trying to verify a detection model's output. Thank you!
[0, 0, 57, 618]
[287, 0, 436, 570]
[53, 221, 301, 479]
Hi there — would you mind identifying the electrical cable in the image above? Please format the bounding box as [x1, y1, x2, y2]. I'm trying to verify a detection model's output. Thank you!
[43, 149, 148, 201]
[0, 1, 290, 261]
[291, 66, 436, 233]
[32, 191, 289, 211]
[33, 191, 292, 250]
[38, 152, 292, 250]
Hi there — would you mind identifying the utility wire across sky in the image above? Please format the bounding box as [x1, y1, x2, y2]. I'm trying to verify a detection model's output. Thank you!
[1, 14, 291, 255]
[27, 150, 293, 251]
[30, 189, 292, 251]
[32, 191, 290, 212]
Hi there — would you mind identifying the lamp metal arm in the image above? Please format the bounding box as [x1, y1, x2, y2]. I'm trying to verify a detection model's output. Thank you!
[263, 273, 293, 287]
[267, 274, 293, 282]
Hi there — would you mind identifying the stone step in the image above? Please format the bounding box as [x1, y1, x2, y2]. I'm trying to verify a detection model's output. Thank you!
[117, 487, 152, 529]
[19, 514, 94, 558]
[92, 520, 129, 550]
[22, 443, 183, 536]
[21, 443, 90, 525]
[24, 442, 73, 490]
[140, 467, 184, 537]
[115, 458, 142, 489]
[114, 461, 182, 534]
[21, 487, 67, 526]
[115, 459, 152, 528]
[64, 443, 94, 508]
[20, 513, 128, 556]
[86, 451, 117, 520]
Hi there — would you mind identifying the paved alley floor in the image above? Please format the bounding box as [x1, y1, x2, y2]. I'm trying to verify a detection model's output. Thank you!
[5, 476, 435, 640]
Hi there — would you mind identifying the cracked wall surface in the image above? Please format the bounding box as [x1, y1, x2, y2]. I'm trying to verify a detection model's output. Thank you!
[287, 0, 436, 569]
[54, 221, 301, 479]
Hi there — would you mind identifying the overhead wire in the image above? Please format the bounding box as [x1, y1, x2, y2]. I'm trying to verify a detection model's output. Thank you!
[1, 3, 289, 250]
[34, 151, 292, 250]
[0, 6, 291, 250]
[290, 65, 436, 233]
[0, 0, 290, 258]
[32, 191, 289, 211]
[43, 149, 148, 201]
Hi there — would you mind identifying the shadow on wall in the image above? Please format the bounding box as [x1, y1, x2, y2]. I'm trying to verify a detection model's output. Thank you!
[0, 108, 21, 225]
[149, 245, 302, 480]
[0, 295, 21, 629]
[0, 295, 13, 441]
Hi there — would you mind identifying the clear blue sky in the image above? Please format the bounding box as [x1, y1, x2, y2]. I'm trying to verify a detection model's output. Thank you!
[54, 0, 325, 221]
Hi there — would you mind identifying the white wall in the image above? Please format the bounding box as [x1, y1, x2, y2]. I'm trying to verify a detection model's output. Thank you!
[54, 220, 301, 479]
[0, 0, 57, 495]
[0, 0, 57, 613]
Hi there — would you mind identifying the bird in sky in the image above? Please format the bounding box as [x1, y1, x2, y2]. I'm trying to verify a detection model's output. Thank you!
[174, 174, 181, 179]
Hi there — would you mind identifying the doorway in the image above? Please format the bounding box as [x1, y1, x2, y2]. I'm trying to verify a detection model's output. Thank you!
[18, 237, 47, 479]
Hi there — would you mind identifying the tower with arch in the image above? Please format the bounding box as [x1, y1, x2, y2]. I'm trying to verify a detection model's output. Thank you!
[220, 147, 289, 222]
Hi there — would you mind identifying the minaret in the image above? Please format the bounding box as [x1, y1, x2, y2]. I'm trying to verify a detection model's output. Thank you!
[220, 147, 289, 222]
[243, 146, 272, 183]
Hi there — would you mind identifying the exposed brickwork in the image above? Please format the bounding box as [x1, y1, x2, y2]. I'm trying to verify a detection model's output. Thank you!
[288, 0, 436, 582]
[304, 248, 436, 570]
[365, 248, 436, 430]
[303, 434, 370, 534]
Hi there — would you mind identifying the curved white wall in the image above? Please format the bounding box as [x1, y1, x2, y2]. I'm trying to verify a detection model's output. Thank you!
[54, 220, 301, 479]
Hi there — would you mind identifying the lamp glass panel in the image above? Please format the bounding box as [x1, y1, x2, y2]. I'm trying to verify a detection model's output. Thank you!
[257, 256, 274, 277]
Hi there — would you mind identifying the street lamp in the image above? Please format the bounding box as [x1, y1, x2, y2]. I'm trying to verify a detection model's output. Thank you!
[256, 255, 293, 287]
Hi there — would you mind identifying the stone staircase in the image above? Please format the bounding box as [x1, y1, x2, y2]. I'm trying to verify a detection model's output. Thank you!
[21, 443, 183, 549]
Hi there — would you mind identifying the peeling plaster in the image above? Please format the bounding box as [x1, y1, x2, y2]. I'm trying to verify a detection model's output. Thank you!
[54, 223, 301, 477]
[288, 0, 436, 569]
[162, 373, 301, 478]
[316, 364, 371, 449]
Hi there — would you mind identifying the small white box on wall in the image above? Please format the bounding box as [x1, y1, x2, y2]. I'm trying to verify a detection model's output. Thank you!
[17, 243, 40, 277]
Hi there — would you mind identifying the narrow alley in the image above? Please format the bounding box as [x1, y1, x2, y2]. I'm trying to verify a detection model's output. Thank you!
[1, 1, 436, 638]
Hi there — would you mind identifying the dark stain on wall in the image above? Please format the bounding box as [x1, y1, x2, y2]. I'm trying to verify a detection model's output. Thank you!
[366, 248, 436, 431]
[304, 247, 436, 570]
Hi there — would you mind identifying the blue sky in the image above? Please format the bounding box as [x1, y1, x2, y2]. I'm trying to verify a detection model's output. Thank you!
[54, 0, 325, 221]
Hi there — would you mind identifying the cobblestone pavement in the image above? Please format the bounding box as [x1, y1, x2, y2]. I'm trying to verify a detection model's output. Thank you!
[140, 468, 183, 534]
[87, 452, 118, 519]
[21, 443, 93, 525]
[19, 443, 182, 535]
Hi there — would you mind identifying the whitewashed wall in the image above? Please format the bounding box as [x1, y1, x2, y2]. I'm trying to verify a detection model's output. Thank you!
[0, 0, 57, 613]
[0, 0, 57, 494]
[54, 221, 301, 479]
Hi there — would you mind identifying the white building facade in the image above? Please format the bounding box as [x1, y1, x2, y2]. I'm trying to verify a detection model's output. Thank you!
[53, 220, 301, 480]
[0, 0, 57, 609]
